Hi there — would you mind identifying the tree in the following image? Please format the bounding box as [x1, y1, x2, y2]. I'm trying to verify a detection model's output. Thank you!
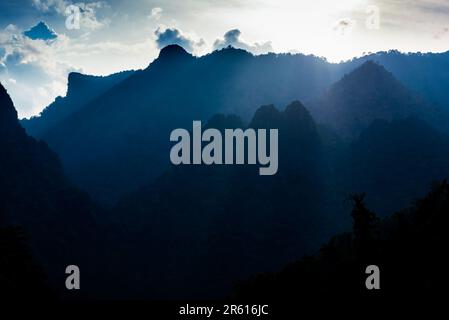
[350, 193, 379, 263]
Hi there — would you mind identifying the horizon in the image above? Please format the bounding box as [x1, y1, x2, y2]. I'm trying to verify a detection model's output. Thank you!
[1, 0, 449, 118]
[15, 45, 449, 121]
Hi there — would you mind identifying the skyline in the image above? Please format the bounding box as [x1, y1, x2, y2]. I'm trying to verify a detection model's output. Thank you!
[1, 0, 449, 118]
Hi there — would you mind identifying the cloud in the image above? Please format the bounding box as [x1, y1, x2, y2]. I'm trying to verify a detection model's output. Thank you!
[32, 0, 110, 31]
[434, 27, 449, 39]
[32, 0, 67, 13]
[23, 21, 58, 41]
[149, 7, 163, 20]
[0, 20, 159, 117]
[154, 27, 204, 53]
[4, 51, 26, 66]
[332, 18, 357, 36]
[0, 23, 77, 118]
[0, 61, 7, 75]
[213, 29, 272, 55]
[77, 2, 111, 30]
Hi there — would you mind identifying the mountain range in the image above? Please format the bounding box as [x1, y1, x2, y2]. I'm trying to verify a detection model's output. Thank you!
[3, 44, 449, 299]
[21, 46, 449, 205]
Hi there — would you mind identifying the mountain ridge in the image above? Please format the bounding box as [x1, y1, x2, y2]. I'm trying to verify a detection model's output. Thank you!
[20, 46, 449, 205]
[310, 60, 447, 138]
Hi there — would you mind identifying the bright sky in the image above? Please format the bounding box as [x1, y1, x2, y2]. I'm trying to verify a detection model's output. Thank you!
[1, 0, 449, 118]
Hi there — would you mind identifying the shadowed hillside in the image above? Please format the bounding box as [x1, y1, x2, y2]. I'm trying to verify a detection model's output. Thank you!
[234, 179, 449, 299]
[0, 226, 54, 300]
[340, 117, 449, 215]
[109, 101, 332, 298]
[0, 82, 109, 297]
[311, 61, 448, 138]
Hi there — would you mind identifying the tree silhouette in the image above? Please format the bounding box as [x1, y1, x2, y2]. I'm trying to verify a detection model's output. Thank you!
[349, 193, 379, 262]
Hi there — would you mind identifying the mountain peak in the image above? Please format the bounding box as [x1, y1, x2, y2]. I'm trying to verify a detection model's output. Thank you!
[66, 70, 133, 98]
[0, 82, 18, 122]
[282, 101, 319, 139]
[356, 60, 388, 73]
[209, 46, 253, 61]
[313, 60, 426, 138]
[66, 72, 96, 97]
[0, 82, 21, 136]
[250, 104, 282, 128]
[284, 100, 308, 116]
[327, 60, 406, 100]
[158, 44, 191, 60]
[342, 60, 395, 85]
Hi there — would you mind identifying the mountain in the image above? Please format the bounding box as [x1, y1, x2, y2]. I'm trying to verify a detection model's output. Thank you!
[21, 70, 133, 137]
[23, 46, 449, 205]
[109, 101, 332, 298]
[0, 82, 106, 295]
[311, 61, 448, 138]
[351, 50, 449, 109]
[35, 45, 343, 205]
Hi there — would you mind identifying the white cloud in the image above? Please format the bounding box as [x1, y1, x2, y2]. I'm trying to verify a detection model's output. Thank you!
[213, 29, 272, 55]
[0, 62, 6, 75]
[32, 0, 110, 31]
[32, 0, 67, 13]
[0, 20, 160, 117]
[0, 24, 77, 118]
[154, 27, 205, 54]
[149, 7, 163, 20]
[332, 18, 357, 36]
[76, 1, 111, 30]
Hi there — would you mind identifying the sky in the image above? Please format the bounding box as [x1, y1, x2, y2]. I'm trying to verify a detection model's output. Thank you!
[0, 0, 449, 118]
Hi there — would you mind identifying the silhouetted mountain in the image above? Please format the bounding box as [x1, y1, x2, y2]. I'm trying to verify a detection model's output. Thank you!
[35, 45, 343, 205]
[3, 44, 449, 300]
[23, 46, 449, 205]
[0, 82, 106, 296]
[21, 70, 133, 137]
[353, 50, 449, 109]
[109, 101, 332, 299]
[311, 61, 448, 138]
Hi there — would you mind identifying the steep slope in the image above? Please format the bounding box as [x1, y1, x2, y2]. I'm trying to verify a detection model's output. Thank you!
[0, 82, 105, 295]
[311, 61, 447, 138]
[21, 70, 133, 137]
